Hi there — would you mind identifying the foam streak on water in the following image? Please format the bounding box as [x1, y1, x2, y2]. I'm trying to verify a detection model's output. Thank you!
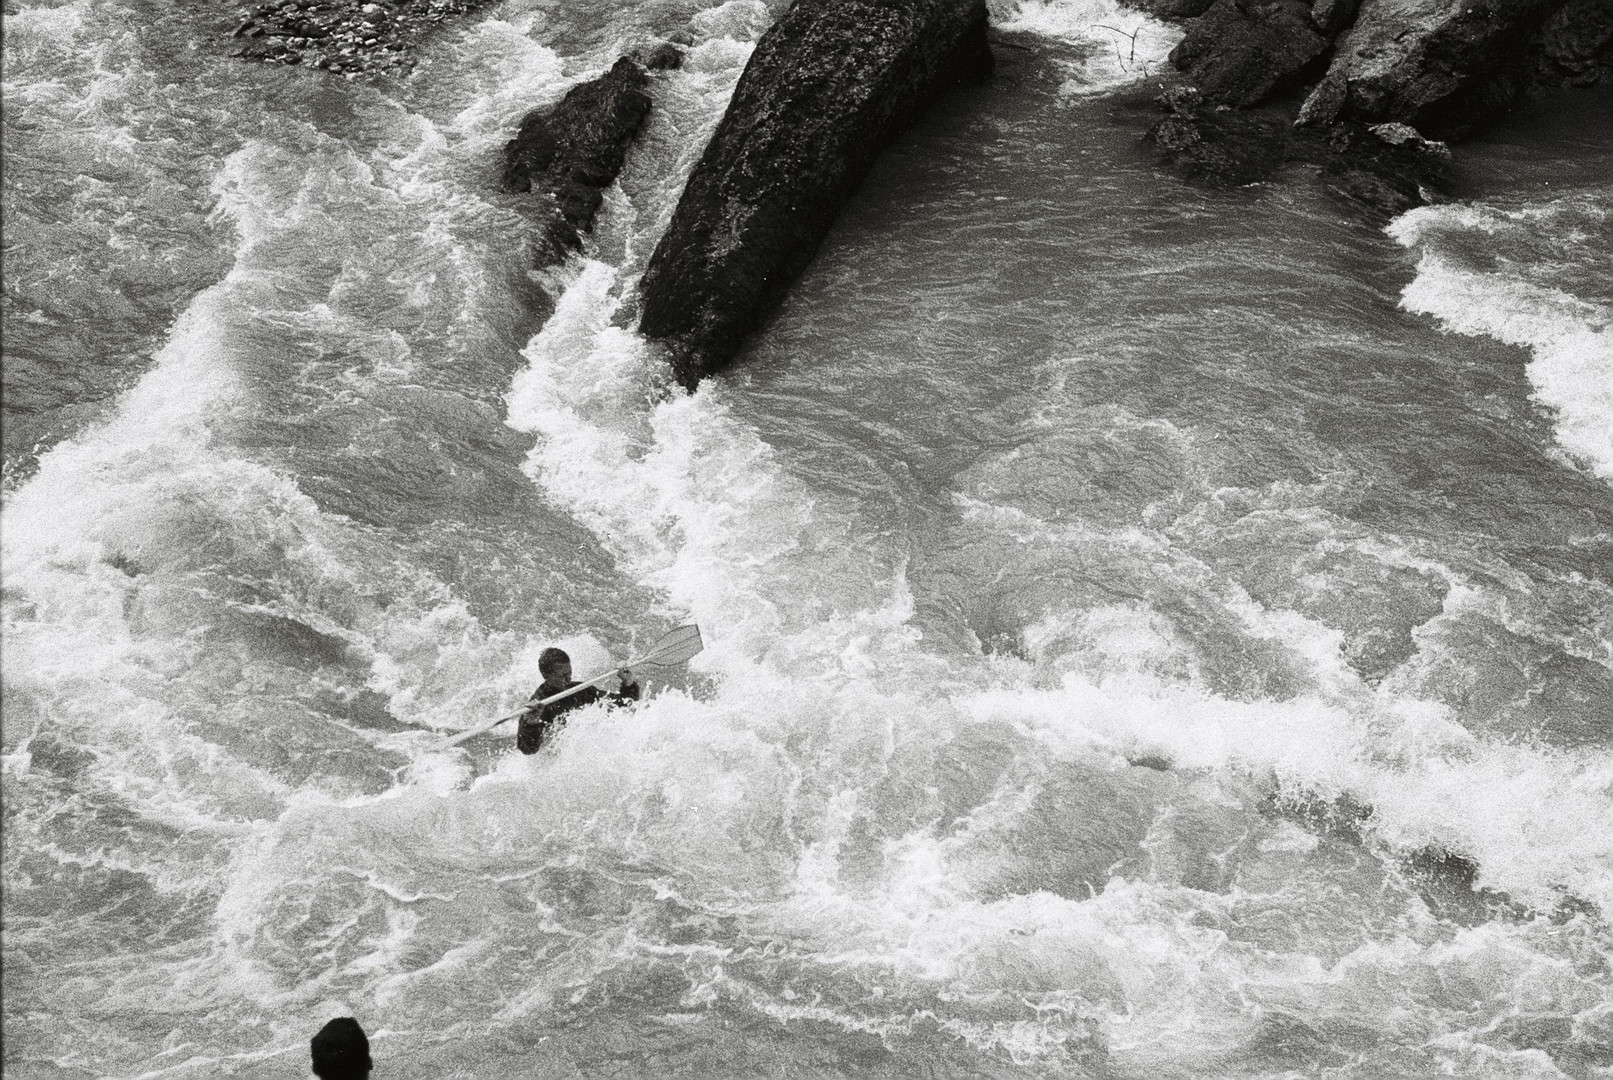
[1388, 197, 1613, 482]
[4, 0, 1612, 1077]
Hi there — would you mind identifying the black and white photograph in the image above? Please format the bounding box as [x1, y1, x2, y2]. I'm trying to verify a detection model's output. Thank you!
[3, 0, 1611, 1075]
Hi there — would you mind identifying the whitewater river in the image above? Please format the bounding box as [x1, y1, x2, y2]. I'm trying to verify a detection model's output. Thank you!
[4, 0, 1611, 1075]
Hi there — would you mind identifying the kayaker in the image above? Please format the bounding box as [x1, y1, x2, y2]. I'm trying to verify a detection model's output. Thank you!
[517, 646, 639, 754]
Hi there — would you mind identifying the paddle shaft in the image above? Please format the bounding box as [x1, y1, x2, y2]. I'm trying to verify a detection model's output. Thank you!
[437, 669, 626, 750]
[513, 666, 624, 720]
[432, 625, 701, 751]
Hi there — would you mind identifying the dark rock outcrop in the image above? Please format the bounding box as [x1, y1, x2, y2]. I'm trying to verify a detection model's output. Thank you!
[503, 55, 661, 268]
[1131, 0, 1222, 18]
[1309, 0, 1362, 35]
[638, 0, 993, 389]
[1145, 0, 1611, 214]
[1307, 119, 1454, 212]
[1296, 0, 1565, 134]
[1169, 0, 1333, 107]
[1536, 0, 1613, 82]
[1146, 85, 1452, 213]
[1148, 86, 1294, 184]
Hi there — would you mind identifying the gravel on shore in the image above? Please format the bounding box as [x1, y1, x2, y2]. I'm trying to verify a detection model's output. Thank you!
[229, 0, 494, 75]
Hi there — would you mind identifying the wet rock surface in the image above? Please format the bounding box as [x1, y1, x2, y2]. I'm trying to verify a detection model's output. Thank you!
[637, 0, 993, 389]
[1296, 0, 1562, 133]
[1146, 85, 1452, 214]
[1535, 0, 1613, 84]
[503, 54, 664, 269]
[1169, 0, 1332, 107]
[1145, 0, 1613, 213]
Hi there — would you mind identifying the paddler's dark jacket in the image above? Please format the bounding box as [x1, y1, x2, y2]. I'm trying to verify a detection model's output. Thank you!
[516, 679, 639, 754]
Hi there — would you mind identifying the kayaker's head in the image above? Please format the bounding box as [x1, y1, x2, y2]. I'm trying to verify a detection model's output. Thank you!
[539, 647, 573, 688]
[310, 1017, 371, 1079]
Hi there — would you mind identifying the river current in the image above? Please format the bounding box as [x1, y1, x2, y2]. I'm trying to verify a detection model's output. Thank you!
[4, 0, 1611, 1076]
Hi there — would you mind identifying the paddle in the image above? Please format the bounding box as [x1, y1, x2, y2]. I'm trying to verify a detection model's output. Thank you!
[432, 624, 703, 751]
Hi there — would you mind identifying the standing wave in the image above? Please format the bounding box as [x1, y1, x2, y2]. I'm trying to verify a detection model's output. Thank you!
[1388, 195, 1613, 483]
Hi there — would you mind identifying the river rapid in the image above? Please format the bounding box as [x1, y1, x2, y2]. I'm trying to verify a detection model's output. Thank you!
[4, 0, 1612, 1076]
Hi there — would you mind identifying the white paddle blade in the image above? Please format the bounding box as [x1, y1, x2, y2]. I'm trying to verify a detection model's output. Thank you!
[629, 624, 703, 669]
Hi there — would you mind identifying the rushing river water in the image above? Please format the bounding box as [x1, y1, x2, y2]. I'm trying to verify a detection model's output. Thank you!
[4, 0, 1611, 1076]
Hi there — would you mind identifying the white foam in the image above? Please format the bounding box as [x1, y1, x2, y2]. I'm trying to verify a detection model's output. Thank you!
[437, 25, 568, 143]
[991, 0, 1183, 95]
[1389, 202, 1613, 483]
[0, 123, 566, 834]
[687, 0, 774, 45]
[505, 260, 920, 680]
[504, 240, 1613, 927]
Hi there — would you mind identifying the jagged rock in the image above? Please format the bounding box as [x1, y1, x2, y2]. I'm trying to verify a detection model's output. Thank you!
[1368, 120, 1452, 161]
[1309, 0, 1360, 34]
[1297, 0, 1563, 134]
[1169, 0, 1333, 107]
[1536, 0, 1613, 83]
[636, 41, 684, 71]
[1145, 86, 1451, 215]
[1307, 119, 1452, 213]
[503, 56, 654, 267]
[637, 0, 993, 389]
[1147, 85, 1292, 184]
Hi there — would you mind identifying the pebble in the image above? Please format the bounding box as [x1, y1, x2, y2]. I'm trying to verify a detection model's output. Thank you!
[230, 0, 493, 75]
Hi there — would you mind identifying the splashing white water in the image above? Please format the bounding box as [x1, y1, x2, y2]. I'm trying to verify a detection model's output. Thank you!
[1389, 198, 1613, 483]
[991, 0, 1182, 95]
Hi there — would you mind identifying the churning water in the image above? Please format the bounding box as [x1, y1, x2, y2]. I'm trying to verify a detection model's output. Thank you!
[4, 0, 1611, 1076]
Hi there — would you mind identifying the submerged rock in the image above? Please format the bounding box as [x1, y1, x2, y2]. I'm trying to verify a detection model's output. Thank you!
[1148, 85, 1293, 184]
[638, 0, 993, 389]
[503, 55, 660, 268]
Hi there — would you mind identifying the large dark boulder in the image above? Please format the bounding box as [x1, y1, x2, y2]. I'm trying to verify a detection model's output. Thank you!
[1296, 0, 1564, 133]
[1169, 0, 1333, 106]
[1536, 0, 1613, 84]
[1144, 0, 1608, 215]
[637, 0, 992, 389]
[504, 54, 661, 267]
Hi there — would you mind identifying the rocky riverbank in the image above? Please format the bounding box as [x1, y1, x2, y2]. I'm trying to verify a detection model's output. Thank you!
[1138, 0, 1613, 213]
[220, 0, 1612, 387]
[229, 0, 494, 74]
